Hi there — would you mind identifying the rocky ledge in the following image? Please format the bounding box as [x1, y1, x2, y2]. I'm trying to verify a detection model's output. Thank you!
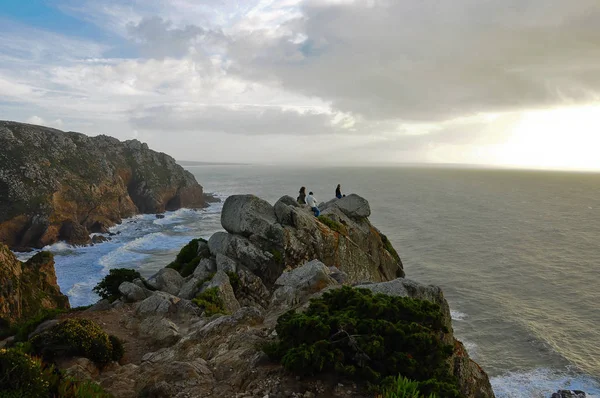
[0, 120, 216, 250]
[0, 243, 69, 325]
[36, 193, 494, 398]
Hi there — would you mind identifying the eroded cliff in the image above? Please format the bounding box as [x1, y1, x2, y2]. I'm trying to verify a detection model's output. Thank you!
[0, 121, 214, 249]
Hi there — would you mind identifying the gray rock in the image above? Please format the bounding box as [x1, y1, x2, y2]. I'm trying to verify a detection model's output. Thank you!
[28, 319, 59, 339]
[208, 231, 230, 256]
[329, 194, 371, 219]
[552, 391, 586, 398]
[206, 271, 241, 314]
[139, 316, 181, 347]
[0, 336, 14, 349]
[119, 281, 149, 302]
[271, 260, 338, 309]
[274, 195, 299, 225]
[178, 276, 202, 300]
[136, 291, 182, 316]
[146, 268, 184, 295]
[193, 258, 216, 278]
[216, 253, 238, 273]
[220, 195, 283, 243]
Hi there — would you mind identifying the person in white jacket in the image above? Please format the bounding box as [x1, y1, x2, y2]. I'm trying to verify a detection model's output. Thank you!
[306, 191, 320, 217]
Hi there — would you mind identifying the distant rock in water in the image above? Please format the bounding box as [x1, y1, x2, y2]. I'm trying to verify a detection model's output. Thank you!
[0, 243, 69, 324]
[0, 121, 216, 249]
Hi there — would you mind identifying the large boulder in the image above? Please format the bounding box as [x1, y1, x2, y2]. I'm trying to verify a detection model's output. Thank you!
[146, 268, 184, 295]
[220, 195, 283, 243]
[136, 291, 200, 318]
[271, 260, 339, 310]
[205, 271, 240, 314]
[119, 281, 150, 303]
[321, 194, 371, 219]
[139, 316, 181, 347]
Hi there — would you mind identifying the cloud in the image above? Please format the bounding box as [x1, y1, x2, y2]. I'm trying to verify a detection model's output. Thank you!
[227, 0, 600, 120]
[129, 104, 355, 136]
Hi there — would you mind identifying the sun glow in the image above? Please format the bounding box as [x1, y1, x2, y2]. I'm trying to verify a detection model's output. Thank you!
[491, 105, 600, 171]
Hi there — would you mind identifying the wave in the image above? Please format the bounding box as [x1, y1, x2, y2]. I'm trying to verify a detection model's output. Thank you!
[491, 368, 600, 398]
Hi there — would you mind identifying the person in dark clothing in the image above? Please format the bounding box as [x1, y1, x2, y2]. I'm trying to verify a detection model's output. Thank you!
[297, 186, 307, 204]
[335, 184, 342, 199]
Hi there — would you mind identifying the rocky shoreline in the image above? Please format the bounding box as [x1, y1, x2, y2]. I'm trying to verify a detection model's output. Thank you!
[0, 121, 216, 250]
[2, 193, 499, 397]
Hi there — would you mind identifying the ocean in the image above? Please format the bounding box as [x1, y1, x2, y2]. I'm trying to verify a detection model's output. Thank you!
[16, 166, 600, 397]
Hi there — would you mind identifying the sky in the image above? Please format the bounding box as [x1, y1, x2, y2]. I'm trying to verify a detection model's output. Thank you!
[1, 0, 600, 169]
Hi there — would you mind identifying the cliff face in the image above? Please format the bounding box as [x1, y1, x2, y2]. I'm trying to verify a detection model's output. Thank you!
[55, 194, 494, 398]
[0, 243, 69, 324]
[0, 121, 213, 249]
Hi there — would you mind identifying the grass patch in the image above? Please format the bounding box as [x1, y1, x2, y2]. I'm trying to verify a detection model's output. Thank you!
[318, 215, 347, 235]
[192, 287, 225, 316]
[380, 232, 401, 262]
[270, 249, 284, 264]
[226, 271, 241, 294]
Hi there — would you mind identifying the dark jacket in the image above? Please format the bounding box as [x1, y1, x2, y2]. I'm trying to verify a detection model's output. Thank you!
[297, 192, 306, 204]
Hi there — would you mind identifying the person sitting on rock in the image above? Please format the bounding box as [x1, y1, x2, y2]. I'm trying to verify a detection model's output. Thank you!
[335, 184, 343, 199]
[306, 191, 320, 217]
[297, 186, 307, 205]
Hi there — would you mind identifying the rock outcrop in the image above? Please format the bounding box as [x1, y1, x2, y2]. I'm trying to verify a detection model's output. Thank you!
[34, 194, 493, 398]
[0, 243, 69, 324]
[0, 120, 216, 250]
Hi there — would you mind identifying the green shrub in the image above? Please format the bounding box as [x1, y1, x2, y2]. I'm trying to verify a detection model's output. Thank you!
[264, 286, 460, 397]
[93, 268, 141, 302]
[109, 335, 124, 362]
[192, 287, 225, 316]
[167, 238, 210, 277]
[270, 249, 284, 264]
[0, 348, 52, 397]
[318, 215, 347, 235]
[30, 319, 122, 366]
[226, 271, 241, 294]
[380, 232, 401, 262]
[382, 376, 439, 398]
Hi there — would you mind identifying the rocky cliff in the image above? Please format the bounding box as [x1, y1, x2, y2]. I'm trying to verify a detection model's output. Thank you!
[40, 194, 494, 398]
[0, 243, 69, 324]
[0, 121, 215, 250]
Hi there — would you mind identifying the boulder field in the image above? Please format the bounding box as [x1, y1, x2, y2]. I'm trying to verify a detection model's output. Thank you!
[0, 121, 216, 250]
[44, 193, 496, 398]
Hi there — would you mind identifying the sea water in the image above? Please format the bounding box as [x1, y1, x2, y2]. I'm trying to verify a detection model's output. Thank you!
[16, 165, 600, 397]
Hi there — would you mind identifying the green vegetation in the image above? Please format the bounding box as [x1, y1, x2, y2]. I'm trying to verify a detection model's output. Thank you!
[0, 348, 51, 397]
[318, 215, 347, 235]
[167, 238, 210, 277]
[93, 268, 141, 302]
[380, 232, 401, 262]
[192, 287, 225, 316]
[0, 348, 113, 398]
[382, 376, 440, 398]
[263, 286, 460, 397]
[270, 249, 284, 264]
[30, 319, 124, 367]
[226, 271, 241, 294]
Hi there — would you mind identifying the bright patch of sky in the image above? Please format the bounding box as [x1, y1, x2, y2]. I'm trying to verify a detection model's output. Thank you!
[1, 0, 600, 169]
